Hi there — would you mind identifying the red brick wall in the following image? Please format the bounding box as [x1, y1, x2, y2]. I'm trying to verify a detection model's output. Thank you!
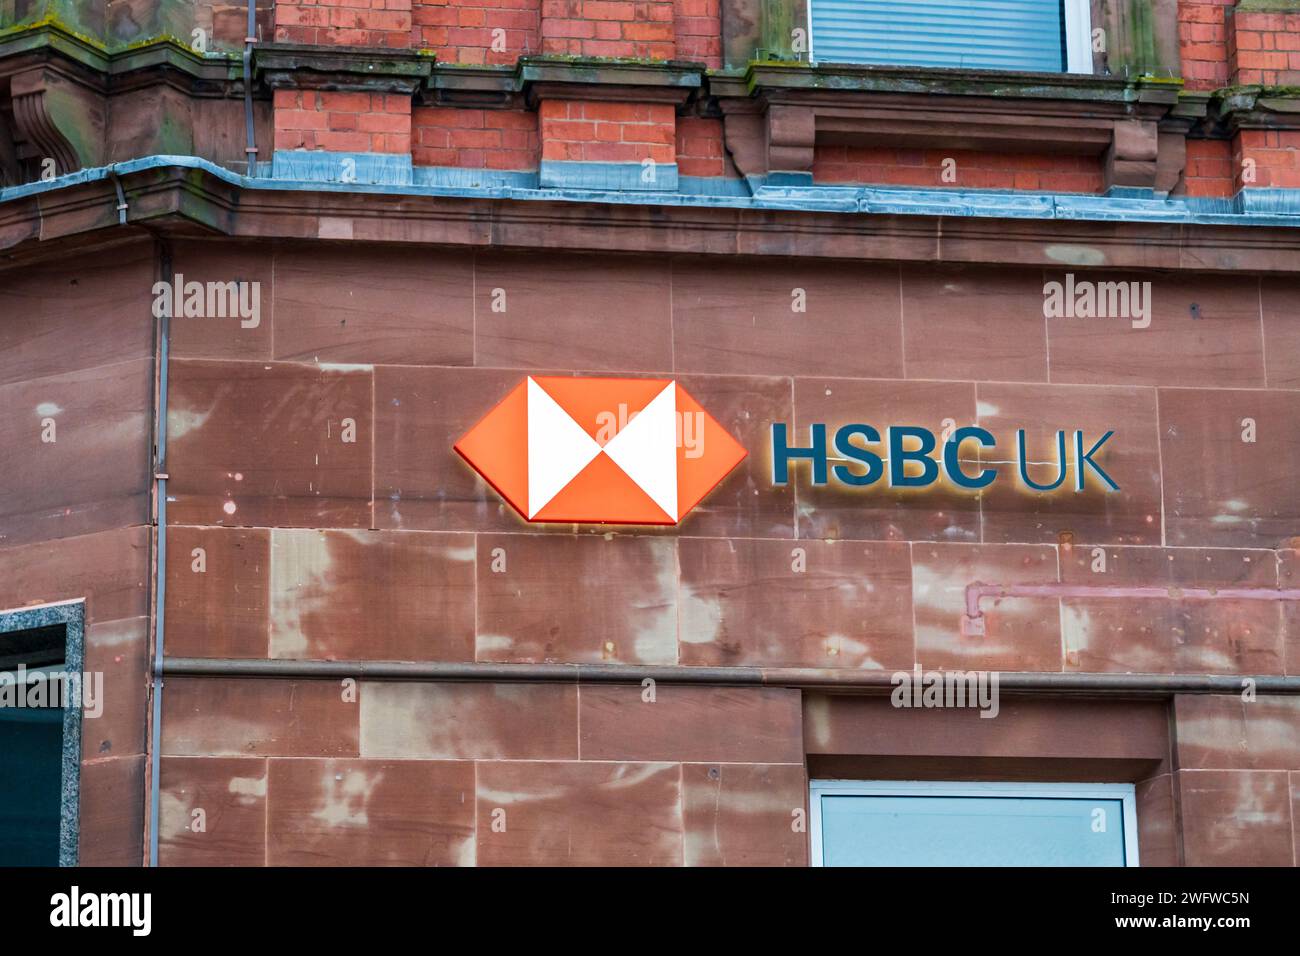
[1228, 8, 1300, 85]
[539, 100, 676, 165]
[1184, 138, 1235, 197]
[675, 116, 726, 177]
[541, 0, 676, 59]
[814, 146, 1104, 193]
[413, 0, 540, 64]
[1235, 128, 1300, 189]
[1179, 0, 1232, 90]
[413, 107, 539, 169]
[275, 91, 412, 154]
[275, 0, 413, 47]
[673, 0, 721, 68]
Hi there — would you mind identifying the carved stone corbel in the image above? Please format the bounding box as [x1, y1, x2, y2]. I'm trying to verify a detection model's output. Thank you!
[8, 67, 106, 178]
[765, 103, 814, 184]
[1104, 118, 1159, 192]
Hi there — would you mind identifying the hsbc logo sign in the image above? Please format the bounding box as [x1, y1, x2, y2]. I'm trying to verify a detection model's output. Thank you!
[457, 376, 1120, 526]
[455, 376, 746, 525]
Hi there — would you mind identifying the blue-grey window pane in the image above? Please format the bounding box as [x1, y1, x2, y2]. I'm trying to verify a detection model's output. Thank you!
[820, 795, 1127, 866]
[811, 0, 1066, 73]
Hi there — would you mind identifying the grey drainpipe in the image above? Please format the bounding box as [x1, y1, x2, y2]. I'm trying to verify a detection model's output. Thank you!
[243, 2, 258, 177]
[148, 241, 172, 867]
[160, 658, 1300, 695]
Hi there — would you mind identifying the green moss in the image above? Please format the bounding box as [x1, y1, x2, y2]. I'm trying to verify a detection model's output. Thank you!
[1235, 0, 1300, 10]
[0, 15, 106, 51]
[1126, 0, 1158, 74]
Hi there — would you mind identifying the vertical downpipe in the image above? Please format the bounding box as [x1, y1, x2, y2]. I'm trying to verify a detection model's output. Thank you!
[244, 1, 258, 177]
[148, 242, 172, 866]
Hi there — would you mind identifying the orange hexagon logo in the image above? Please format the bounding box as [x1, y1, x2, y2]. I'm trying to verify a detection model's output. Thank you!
[454, 376, 747, 524]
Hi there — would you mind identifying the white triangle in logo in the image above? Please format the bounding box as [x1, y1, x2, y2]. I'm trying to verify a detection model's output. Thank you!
[527, 377, 602, 518]
[603, 380, 678, 520]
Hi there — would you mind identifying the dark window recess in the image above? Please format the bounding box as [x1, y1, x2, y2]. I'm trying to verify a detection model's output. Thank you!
[0, 625, 66, 866]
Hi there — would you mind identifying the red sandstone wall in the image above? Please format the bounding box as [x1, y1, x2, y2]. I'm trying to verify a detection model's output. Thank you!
[5, 1, 1300, 868]
[135, 237, 1300, 865]
[0, 245, 158, 865]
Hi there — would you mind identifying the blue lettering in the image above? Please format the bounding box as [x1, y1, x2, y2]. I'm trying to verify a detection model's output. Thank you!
[943, 427, 996, 489]
[772, 423, 827, 485]
[832, 424, 884, 486]
[889, 426, 938, 488]
[1075, 430, 1119, 491]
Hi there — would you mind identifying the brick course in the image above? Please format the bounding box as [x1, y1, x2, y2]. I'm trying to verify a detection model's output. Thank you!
[275, 90, 412, 154]
[814, 145, 1104, 193]
[540, 99, 676, 164]
[274, 0, 413, 48]
[413, 0, 540, 64]
[541, 0, 676, 59]
[413, 107, 540, 169]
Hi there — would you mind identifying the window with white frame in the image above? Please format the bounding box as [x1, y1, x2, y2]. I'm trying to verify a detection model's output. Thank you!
[810, 781, 1138, 866]
[808, 0, 1094, 74]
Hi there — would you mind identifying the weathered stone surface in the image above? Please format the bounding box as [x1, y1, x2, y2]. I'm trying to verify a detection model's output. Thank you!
[268, 758, 475, 866]
[579, 684, 803, 763]
[911, 542, 1062, 672]
[672, 259, 902, 378]
[167, 360, 373, 528]
[476, 533, 677, 665]
[901, 265, 1047, 383]
[681, 763, 808, 866]
[0, 358, 152, 547]
[679, 537, 913, 669]
[159, 757, 267, 867]
[162, 678, 360, 757]
[1061, 548, 1282, 674]
[1177, 769, 1294, 866]
[359, 682, 578, 760]
[475, 760, 682, 866]
[1159, 388, 1299, 549]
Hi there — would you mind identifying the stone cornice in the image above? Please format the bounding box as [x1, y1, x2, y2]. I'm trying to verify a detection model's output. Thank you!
[1212, 85, 1300, 132]
[255, 43, 432, 95]
[736, 62, 1183, 106]
[0, 22, 241, 95]
[7, 20, 1300, 134]
[6, 160, 1300, 275]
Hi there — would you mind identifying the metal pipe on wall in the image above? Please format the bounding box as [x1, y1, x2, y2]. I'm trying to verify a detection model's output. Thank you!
[160, 657, 1300, 695]
[243, 1, 258, 177]
[147, 241, 173, 868]
[962, 580, 1300, 636]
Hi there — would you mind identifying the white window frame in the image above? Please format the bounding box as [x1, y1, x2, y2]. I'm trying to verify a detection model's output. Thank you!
[806, 0, 1095, 75]
[809, 779, 1140, 867]
[1063, 0, 1094, 74]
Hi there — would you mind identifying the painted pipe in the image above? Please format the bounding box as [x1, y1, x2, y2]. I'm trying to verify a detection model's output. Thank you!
[160, 657, 1300, 694]
[107, 168, 128, 224]
[962, 581, 1300, 637]
[243, 2, 258, 177]
[147, 241, 173, 867]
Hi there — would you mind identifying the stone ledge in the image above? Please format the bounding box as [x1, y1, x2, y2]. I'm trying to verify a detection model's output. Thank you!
[9, 157, 1300, 277]
[255, 43, 432, 94]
